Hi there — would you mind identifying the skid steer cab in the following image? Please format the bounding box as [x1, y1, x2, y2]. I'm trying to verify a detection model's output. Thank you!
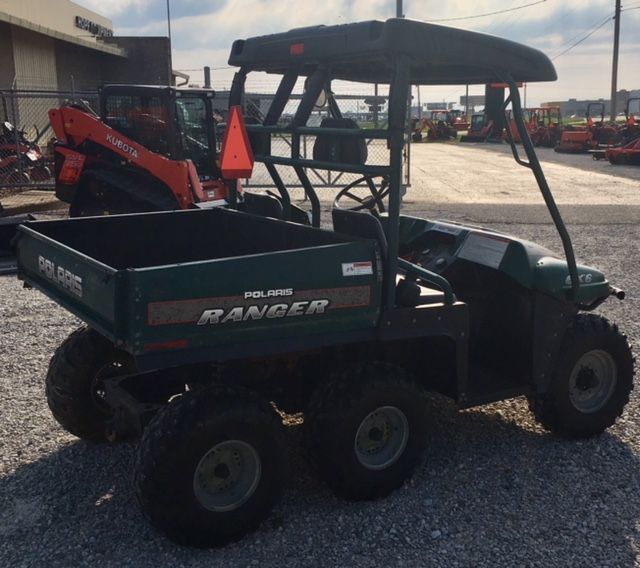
[48, 85, 306, 222]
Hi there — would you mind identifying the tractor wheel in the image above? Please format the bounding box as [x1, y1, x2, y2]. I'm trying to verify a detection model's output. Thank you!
[529, 314, 634, 438]
[305, 362, 428, 500]
[46, 326, 135, 442]
[134, 386, 287, 548]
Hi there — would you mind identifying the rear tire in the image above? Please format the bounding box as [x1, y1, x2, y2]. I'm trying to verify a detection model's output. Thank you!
[134, 386, 287, 548]
[305, 362, 428, 500]
[46, 326, 135, 442]
[529, 314, 634, 438]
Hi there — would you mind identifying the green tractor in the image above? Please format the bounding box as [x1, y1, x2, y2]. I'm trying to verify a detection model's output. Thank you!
[15, 19, 634, 548]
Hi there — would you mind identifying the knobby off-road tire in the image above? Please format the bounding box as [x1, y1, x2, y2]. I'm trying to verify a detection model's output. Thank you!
[305, 362, 428, 501]
[46, 326, 134, 443]
[529, 314, 634, 438]
[134, 386, 287, 548]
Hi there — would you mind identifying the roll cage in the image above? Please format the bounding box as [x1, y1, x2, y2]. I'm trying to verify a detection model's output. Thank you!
[226, 18, 579, 309]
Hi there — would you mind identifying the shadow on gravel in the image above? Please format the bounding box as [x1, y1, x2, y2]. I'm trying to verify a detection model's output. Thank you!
[1, 398, 639, 567]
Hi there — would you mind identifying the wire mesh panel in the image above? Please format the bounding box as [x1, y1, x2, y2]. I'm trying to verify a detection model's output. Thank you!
[240, 90, 410, 191]
[0, 89, 98, 213]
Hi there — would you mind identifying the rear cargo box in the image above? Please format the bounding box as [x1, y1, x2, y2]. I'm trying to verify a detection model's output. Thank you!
[16, 208, 382, 359]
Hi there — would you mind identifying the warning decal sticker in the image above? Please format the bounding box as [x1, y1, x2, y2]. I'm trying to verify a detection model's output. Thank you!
[342, 261, 374, 277]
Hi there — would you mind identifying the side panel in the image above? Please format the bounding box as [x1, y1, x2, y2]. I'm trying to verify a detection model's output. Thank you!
[126, 241, 382, 356]
[16, 226, 120, 340]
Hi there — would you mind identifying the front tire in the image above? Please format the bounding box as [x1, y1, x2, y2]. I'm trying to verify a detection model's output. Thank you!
[46, 326, 135, 442]
[305, 362, 428, 500]
[529, 314, 634, 438]
[134, 386, 287, 548]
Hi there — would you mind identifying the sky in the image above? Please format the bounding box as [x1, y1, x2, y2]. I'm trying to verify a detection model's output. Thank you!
[73, 0, 640, 107]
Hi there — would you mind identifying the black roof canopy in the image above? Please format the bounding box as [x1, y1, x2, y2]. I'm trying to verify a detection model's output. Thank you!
[228, 18, 557, 85]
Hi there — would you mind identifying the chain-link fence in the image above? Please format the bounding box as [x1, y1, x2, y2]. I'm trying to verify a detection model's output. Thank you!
[0, 89, 98, 213]
[0, 88, 409, 215]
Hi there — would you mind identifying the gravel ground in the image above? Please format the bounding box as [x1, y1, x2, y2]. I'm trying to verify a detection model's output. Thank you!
[1, 149, 639, 566]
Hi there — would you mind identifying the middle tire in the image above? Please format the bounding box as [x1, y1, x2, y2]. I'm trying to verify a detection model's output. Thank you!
[305, 362, 428, 500]
[134, 385, 287, 548]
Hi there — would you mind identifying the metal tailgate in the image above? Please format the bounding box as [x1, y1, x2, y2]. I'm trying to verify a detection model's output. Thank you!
[15, 224, 121, 341]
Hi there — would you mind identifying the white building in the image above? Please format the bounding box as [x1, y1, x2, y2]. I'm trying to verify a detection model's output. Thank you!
[0, 0, 172, 90]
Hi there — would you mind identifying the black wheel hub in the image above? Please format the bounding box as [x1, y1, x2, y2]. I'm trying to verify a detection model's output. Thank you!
[575, 366, 598, 391]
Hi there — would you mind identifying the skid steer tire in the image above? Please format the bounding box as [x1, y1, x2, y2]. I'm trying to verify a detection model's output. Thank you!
[529, 314, 634, 439]
[46, 326, 135, 442]
[134, 386, 287, 548]
[305, 362, 428, 501]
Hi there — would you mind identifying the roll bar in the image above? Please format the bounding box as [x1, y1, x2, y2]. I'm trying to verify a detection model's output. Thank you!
[502, 75, 580, 298]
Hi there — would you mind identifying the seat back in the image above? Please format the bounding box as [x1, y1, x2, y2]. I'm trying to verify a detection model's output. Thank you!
[313, 118, 368, 165]
[331, 208, 387, 260]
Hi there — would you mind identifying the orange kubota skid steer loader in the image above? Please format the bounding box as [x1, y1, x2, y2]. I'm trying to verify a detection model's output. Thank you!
[49, 85, 307, 221]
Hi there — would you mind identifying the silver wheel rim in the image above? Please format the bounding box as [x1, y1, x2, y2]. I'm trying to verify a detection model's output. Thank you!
[354, 406, 409, 471]
[569, 349, 617, 413]
[193, 440, 261, 512]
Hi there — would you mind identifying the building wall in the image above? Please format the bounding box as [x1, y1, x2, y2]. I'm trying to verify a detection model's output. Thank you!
[54, 36, 173, 89]
[0, 0, 112, 43]
[0, 21, 16, 89]
[55, 40, 111, 90]
[11, 26, 58, 89]
[103, 37, 173, 86]
[628, 90, 640, 115]
[542, 90, 637, 118]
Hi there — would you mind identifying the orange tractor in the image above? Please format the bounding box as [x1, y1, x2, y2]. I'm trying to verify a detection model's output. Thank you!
[605, 137, 640, 165]
[594, 98, 640, 165]
[504, 107, 562, 147]
[411, 113, 457, 142]
[460, 113, 499, 142]
[617, 97, 640, 145]
[555, 102, 617, 153]
[49, 85, 301, 220]
[430, 109, 470, 131]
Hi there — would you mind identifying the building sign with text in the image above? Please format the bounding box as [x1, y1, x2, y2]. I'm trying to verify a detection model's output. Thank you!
[74, 16, 113, 37]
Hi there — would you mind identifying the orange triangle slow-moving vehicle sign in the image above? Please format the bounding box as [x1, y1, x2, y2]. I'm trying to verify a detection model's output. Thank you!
[220, 105, 255, 179]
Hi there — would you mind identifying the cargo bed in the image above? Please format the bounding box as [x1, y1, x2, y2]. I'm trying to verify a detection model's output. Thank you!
[16, 208, 382, 366]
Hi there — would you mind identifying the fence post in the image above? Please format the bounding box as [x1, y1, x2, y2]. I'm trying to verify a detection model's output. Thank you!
[10, 91, 25, 186]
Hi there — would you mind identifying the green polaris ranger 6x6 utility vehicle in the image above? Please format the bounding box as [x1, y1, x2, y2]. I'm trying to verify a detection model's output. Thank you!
[15, 18, 634, 548]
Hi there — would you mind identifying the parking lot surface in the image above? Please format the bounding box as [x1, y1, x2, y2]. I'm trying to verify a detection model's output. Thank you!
[1, 142, 639, 567]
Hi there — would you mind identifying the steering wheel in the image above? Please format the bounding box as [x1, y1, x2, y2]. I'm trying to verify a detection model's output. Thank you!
[333, 175, 390, 214]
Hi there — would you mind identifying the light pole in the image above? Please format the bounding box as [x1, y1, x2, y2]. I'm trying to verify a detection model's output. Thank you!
[610, 0, 621, 121]
[166, 0, 172, 46]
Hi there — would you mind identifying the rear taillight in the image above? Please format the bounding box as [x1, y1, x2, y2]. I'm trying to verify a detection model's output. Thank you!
[57, 151, 86, 185]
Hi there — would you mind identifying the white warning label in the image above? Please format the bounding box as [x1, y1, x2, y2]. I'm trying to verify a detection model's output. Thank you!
[458, 233, 509, 269]
[342, 261, 373, 277]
